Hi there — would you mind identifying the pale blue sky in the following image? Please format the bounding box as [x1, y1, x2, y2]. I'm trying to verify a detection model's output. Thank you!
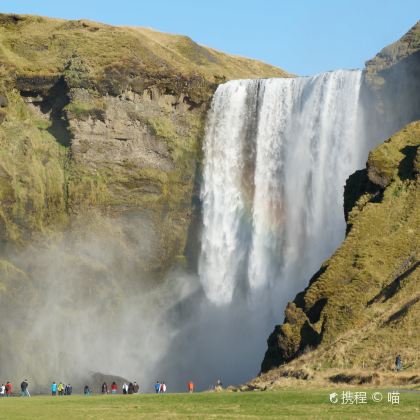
[0, 0, 418, 75]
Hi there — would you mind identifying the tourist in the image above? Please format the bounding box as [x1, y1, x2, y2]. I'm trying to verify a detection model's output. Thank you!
[122, 382, 128, 394]
[161, 382, 167, 393]
[128, 382, 134, 394]
[133, 382, 139, 393]
[154, 381, 160, 394]
[57, 382, 64, 396]
[5, 381, 13, 397]
[395, 354, 403, 371]
[20, 379, 30, 397]
[84, 385, 91, 395]
[111, 382, 117, 394]
[0, 383, 5, 397]
[187, 381, 194, 393]
[51, 381, 57, 396]
[65, 384, 72, 395]
[101, 382, 108, 394]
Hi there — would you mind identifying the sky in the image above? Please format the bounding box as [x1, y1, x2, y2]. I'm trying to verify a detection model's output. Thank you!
[0, 0, 418, 75]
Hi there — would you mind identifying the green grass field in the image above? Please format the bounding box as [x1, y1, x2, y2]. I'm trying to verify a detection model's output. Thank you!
[0, 389, 418, 419]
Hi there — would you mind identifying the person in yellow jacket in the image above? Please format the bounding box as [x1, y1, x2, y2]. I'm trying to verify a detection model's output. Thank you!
[57, 382, 64, 396]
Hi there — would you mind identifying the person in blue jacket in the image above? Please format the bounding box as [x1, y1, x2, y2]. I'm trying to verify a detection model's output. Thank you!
[51, 382, 57, 396]
[154, 381, 160, 394]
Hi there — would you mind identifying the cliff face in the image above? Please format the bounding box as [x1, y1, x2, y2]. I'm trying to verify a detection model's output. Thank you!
[0, 14, 289, 275]
[363, 20, 420, 140]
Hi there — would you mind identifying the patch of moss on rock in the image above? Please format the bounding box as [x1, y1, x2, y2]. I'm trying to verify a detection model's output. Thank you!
[0, 89, 68, 243]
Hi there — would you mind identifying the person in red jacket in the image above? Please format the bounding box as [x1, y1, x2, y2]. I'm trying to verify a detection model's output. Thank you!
[187, 381, 194, 393]
[110, 382, 117, 394]
[5, 381, 12, 397]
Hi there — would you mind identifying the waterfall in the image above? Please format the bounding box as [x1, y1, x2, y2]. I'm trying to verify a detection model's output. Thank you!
[199, 70, 363, 305]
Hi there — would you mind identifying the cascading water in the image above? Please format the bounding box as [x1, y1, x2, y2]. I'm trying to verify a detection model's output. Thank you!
[199, 70, 365, 305]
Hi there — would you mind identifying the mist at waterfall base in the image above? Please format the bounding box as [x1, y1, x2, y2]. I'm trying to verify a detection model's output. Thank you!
[0, 69, 410, 393]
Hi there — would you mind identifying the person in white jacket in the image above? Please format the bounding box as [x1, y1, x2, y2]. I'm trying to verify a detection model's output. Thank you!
[122, 383, 128, 394]
[0, 384, 5, 396]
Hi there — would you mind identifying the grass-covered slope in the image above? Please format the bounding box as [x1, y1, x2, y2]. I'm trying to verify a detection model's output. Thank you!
[0, 13, 289, 85]
[261, 121, 419, 374]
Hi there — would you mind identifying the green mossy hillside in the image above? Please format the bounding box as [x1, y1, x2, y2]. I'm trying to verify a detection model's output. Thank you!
[0, 13, 289, 96]
[262, 121, 420, 374]
[0, 13, 289, 274]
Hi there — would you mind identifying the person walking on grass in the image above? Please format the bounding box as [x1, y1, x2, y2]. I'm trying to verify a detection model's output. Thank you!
[101, 382, 108, 394]
[20, 379, 30, 397]
[133, 382, 139, 394]
[5, 381, 13, 397]
[65, 384, 72, 395]
[111, 382, 118, 394]
[58, 382, 64, 396]
[51, 381, 57, 396]
[128, 382, 134, 394]
[0, 384, 5, 397]
[154, 381, 160, 394]
[187, 381, 194, 393]
[122, 382, 128, 394]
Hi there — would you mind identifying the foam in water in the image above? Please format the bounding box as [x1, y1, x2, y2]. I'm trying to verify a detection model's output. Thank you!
[199, 70, 364, 304]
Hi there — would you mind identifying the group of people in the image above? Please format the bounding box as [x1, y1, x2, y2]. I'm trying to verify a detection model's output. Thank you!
[0, 380, 31, 397]
[0, 356, 406, 397]
[0, 378, 213, 396]
[154, 381, 167, 393]
[101, 381, 140, 394]
[51, 382, 72, 396]
[0, 381, 14, 396]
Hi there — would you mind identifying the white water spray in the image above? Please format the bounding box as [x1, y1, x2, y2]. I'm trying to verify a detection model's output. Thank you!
[199, 70, 364, 304]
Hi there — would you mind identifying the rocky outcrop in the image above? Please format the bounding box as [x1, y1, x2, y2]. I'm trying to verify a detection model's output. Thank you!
[363, 21, 420, 140]
[261, 121, 419, 373]
[0, 13, 289, 275]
